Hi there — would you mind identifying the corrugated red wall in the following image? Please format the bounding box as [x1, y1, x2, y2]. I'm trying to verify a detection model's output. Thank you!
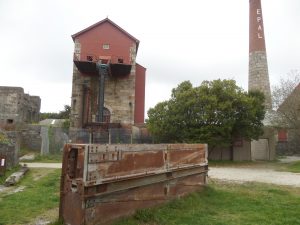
[74, 22, 136, 65]
[278, 129, 287, 142]
[135, 63, 146, 124]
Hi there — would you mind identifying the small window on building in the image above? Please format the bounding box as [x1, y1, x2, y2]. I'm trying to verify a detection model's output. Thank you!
[73, 99, 76, 109]
[100, 59, 109, 64]
[86, 55, 93, 61]
[103, 107, 111, 123]
[7, 119, 13, 124]
[118, 58, 124, 63]
[102, 44, 110, 50]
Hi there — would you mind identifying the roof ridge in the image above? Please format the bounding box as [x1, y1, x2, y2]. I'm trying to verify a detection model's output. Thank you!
[71, 18, 139, 44]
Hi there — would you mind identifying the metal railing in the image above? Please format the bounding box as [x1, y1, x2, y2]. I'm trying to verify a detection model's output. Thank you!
[73, 52, 130, 64]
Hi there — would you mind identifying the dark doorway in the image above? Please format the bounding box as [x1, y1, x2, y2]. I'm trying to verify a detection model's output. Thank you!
[103, 107, 111, 123]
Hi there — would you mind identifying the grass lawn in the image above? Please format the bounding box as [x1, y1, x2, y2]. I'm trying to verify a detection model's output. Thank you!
[285, 161, 300, 173]
[1, 160, 300, 225]
[19, 147, 63, 163]
[113, 180, 300, 225]
[0, 165, 20, 184]
[30, 153, 63, 163]
[0, 168, 61, 225]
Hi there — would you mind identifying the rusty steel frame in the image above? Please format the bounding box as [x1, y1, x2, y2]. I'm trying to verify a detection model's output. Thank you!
[59, 144, 208, 225]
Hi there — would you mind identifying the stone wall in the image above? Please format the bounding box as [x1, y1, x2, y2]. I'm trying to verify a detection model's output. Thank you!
[48, 127, 69, 153]
[0, 86, 41, 125]
[248, 51, 272, 109]
[20, 125, 69, 153]
[70, 65, 136, 128]
[20, 125, 42, 151]
[0, 130, 19, 169]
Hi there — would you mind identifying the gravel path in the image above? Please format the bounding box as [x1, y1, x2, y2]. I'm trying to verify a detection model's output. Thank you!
[209, 167, 300, 187]
[21, 160, 300, 187]
[21, 163, 62, 169]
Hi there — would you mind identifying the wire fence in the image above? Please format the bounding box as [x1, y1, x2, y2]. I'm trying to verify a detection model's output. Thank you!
[69, 128, 153, 144]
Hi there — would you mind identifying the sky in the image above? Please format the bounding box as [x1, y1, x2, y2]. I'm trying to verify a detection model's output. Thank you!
[0, 0, 299, 115]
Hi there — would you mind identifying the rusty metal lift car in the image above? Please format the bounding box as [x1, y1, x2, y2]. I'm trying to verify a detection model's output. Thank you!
[59, 143, 208, 225]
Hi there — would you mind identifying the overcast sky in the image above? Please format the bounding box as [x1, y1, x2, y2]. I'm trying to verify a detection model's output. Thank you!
[0, 0, 299, 115]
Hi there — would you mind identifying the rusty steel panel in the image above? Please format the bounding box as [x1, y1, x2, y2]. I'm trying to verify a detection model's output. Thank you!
[60, 144, 208, 225]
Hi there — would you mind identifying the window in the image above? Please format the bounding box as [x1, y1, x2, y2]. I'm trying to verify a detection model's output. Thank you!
[102, 44, 110, 50]
[6, 119, 13, 124]
[118, 58, 124, 63]
[73, 99, 76, 109]
[103, 107, 111, 123]
[86, 55, 93, 61]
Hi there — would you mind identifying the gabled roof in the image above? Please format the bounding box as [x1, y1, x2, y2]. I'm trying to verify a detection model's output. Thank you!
[72, 18, 140, 51]
[278, 82, 300, 112]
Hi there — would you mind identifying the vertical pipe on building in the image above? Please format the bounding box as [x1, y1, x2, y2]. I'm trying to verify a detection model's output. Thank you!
[97, 62, 106, 123]
[82, 85, 87, 125]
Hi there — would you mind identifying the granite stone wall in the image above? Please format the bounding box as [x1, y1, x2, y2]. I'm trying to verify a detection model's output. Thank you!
[70, 30, 138, 129]
[20, 125, 42, 151]
[0, 131, 19, 169]
[248, 51, 272, 109]
[0, 86, 41, 125]
[20, 125, 69, 153]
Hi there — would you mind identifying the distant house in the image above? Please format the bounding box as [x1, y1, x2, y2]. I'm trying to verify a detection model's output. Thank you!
[276, 83, 300, 155]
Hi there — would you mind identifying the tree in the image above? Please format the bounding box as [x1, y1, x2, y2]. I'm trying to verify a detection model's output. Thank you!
[146, 79, 266, 155]
[58, 105, 71, 119]
[271, 70, 300, 153]
[272, 70, 300, 110]
[39, 105, 71, 120]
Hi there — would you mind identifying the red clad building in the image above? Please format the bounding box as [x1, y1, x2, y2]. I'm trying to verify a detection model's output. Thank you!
[70, 18, 146, 132]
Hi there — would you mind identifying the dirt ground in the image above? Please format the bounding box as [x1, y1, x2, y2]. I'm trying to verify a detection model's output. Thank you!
[21, 162, 62, 169]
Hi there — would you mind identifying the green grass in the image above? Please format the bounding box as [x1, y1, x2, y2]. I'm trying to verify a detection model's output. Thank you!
[31, 153, 63, 163]
[0, 168, 61, 225]
[1, 159, 300, 225]
[19, 147, 63, 163]
[0, 165, 21, 184]
[113, 180, 300, 225]
[19, 147, 38, 157]
[285, 161, 300, 173]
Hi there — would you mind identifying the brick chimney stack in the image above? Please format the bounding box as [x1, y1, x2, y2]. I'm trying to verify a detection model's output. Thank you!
[249, 0, 272, 109]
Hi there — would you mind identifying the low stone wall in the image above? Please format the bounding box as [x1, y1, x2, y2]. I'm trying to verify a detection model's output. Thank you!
[0, 144, 16, 169]
[20, 125, 41, 151]
[0, 131, 19, 169]
[47, 127, 69, 153]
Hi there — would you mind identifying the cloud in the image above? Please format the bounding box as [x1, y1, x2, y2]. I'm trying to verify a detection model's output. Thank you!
[0, 0, 299, 113]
